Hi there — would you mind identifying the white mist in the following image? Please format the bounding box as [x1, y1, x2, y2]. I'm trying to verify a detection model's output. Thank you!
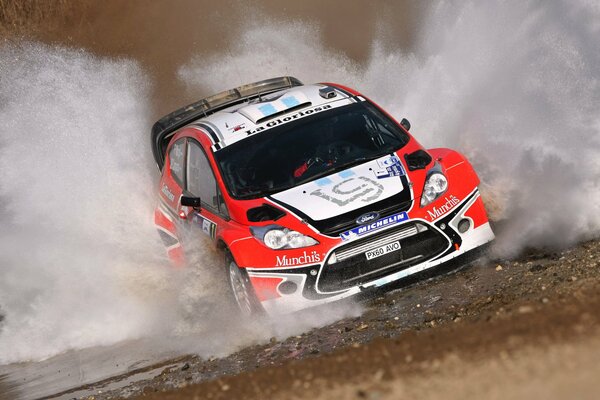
[180, 0, 600, 255]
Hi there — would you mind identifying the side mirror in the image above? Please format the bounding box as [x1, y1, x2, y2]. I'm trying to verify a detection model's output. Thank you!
[181, 195, 201, 210]
[400, 118, 411, 131]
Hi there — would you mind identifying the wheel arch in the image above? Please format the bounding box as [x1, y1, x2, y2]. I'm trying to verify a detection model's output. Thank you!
[216, 238, 242, 267]
[428, 147, 480, 188]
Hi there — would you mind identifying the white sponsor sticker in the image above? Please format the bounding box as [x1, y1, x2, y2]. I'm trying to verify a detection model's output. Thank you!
[374, 155, 405, 179]
[365, 241, 401, 260]
[271, 157, 404, 221]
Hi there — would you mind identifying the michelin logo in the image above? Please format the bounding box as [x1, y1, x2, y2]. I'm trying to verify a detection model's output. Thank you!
[340, 212, 409, 241]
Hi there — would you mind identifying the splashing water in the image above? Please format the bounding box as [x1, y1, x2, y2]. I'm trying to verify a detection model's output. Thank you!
[2, 0, 600, 365]
[0, 44, 360, 365]
[180, 0, 600, 255]
[0, 43, 171, 364]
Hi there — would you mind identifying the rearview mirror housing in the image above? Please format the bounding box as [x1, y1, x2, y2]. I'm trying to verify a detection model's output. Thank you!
[181, 195, 201, 210]
[400, 118, 411, 131]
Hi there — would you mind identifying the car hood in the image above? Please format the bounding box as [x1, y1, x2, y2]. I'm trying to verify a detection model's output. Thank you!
[270, 154, 408, 221]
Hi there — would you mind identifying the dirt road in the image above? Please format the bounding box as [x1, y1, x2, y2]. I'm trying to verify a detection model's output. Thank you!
[1, 2, 599, 399]
[3, 239, 599, 399]
[3, 240, 598, 398]
[38, 239, 596, 400]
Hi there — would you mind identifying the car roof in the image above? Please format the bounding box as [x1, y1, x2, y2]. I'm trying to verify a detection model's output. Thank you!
[190, 84, 357, 151]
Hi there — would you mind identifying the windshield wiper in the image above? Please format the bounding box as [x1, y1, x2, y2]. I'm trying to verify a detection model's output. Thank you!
[296, 149, 395, 186]
[237, 148, 398, 197]
[236, 182, 294, 199]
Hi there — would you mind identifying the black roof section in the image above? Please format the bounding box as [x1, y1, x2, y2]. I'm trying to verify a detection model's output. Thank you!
[151, 76, 303, 170]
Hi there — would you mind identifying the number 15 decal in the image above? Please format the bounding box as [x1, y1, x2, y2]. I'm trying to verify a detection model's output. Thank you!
[310, 176, 384, 206]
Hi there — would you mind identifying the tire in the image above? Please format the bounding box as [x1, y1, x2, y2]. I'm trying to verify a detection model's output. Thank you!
[226, 255, 263, 317]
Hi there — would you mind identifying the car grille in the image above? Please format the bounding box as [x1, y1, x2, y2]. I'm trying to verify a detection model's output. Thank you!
[313, 195, 412, 236]
[317, 222, 449, 292]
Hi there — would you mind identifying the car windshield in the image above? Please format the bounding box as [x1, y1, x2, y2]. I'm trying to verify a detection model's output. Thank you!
[215, 102, 410, 199]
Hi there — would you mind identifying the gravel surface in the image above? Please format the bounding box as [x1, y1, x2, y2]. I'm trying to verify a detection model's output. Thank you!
[1, 3, 598, 399]
[54, 239, 600, 400]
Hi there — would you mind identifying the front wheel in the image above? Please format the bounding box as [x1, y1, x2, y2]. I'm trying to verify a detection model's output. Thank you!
[227, 258, 263, 317]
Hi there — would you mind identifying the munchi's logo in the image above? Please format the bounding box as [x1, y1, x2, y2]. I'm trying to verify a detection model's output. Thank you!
[310, 176, 384, 206]
[276, 250, 321, 267]
[427, 195, 460, 220]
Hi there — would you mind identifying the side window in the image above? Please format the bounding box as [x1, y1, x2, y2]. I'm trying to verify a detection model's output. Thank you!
[187, 141, 219, 211]
[169, 138, 186, 187]
[217, 189, 229, 218]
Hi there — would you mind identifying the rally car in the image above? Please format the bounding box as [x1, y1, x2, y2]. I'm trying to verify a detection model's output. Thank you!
[151, 76, 494, 315]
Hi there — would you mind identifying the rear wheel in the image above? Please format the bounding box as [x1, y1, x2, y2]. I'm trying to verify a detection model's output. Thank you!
[227, 257, 263, 316]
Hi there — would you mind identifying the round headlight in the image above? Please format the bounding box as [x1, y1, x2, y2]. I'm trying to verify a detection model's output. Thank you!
[458, 218, 471, 233]
[263, 229, 288, 249]
[287, 231, 318, 248]
[428, 173, 448, 193]
[421, 172, 449, 206]
[252, 226, 319, 249]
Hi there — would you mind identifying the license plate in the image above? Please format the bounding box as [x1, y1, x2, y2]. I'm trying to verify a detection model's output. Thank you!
[365, 241, 401, 260]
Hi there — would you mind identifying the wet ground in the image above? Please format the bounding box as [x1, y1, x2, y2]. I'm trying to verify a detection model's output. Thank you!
[1, 2, 600, 399]
[101, 239, 600, 400]
[2, 238, 597, 399]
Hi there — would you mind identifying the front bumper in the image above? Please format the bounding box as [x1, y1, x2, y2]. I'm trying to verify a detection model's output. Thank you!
[318, 221, 448, 292]
[246, 188, 494, 315]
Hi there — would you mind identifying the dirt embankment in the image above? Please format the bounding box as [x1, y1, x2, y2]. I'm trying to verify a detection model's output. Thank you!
[0, 0, 422, 118]
[0, 0, 86, 39]
[65, 240, 598, 400]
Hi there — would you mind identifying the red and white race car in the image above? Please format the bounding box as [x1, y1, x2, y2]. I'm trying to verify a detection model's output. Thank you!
[151, 77, 494, 315]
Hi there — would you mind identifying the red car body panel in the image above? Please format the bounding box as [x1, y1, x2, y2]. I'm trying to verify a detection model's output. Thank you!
[153, 80, 495, 314]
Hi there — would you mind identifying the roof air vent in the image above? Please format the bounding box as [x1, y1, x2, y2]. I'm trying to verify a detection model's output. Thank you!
[319, 86, 337, 99]
[247, 204, 286, 222]
[404, 150, 432, 171]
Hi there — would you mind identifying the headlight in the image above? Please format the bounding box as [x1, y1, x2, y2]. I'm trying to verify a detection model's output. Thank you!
[420, 172, 448, 207]
[251, 225, 319, 250]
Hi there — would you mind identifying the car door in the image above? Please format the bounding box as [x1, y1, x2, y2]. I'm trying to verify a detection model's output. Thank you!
[155, 137, 189, 266]
[183, 139, 229, 241]
[159, 137, 187, 214]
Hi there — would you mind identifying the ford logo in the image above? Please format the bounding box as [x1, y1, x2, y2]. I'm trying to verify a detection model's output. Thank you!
[356, 212, 379, 225]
